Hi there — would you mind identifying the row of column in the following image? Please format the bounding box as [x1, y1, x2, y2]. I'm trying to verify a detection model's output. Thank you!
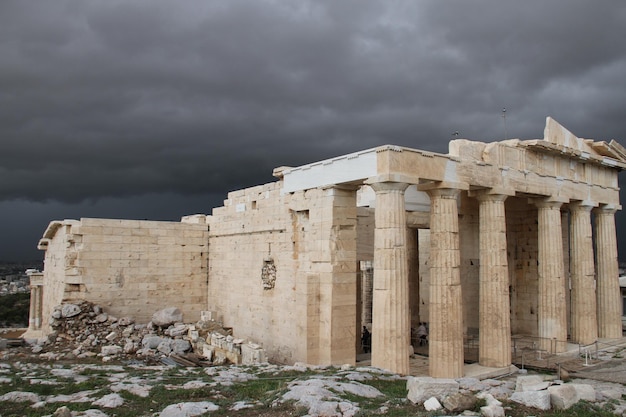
[370, 180, 622, 377]
[542, 202, 623, 348]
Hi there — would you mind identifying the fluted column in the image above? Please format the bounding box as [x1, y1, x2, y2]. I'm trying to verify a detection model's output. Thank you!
[594, 206, 622, 338]
[569, 202, 597, 344]
[477, 193, 511, 368]
[535, 200, 568, 353]
[28, 285, 37, 331]
[428, 188, 464, 378]
[35, 286, 43, 329]
[370, 182, 410, 375]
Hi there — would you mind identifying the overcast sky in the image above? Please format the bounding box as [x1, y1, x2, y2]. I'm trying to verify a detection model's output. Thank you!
[1, 1, 626, 261]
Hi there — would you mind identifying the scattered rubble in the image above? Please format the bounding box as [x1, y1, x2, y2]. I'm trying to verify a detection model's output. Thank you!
[3, 299, 626, 415]
[406, 371, 626, 415]
[20, 300, 267, 367]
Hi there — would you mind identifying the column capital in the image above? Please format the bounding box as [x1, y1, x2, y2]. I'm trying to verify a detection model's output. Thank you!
[569, 200, 596, 213]
[368, 181, 409, 193]
[469, 187, 514, 200]
[532, 197, 566, 210]
[593, 204, 621, 215]
[424, 187, 460, 199]
[472, 191, 510, 203]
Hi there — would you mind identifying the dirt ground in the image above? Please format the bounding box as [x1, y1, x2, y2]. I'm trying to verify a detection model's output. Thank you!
[0, 328, 26, 339]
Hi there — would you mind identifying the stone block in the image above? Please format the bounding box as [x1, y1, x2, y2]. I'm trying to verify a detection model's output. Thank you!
[241, 343, 267, 365]
[152, 307, 183, 327]
[406, 377, 459, 404]
[201, 311, 218, 322]
[423, 397, 442, 411]
[548, 384, 578, 410]
[510, 390, 551, 410]
[443, 392, 477, 412]
[481, 404, 505, 417]
[570, 383, 596, 402]
[101, 345, 122, 356]
[515, 374, 549, 392]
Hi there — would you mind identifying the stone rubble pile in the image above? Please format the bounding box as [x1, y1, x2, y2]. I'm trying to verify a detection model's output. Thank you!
[31, 300, 266, 365]
[406, 372, 625, 415]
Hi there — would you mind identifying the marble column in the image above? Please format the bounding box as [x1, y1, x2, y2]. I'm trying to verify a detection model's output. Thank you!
[428, 188, 464, 378]
[569, 202, 598, 345]
[28, 285, 37, 331]
[594, 206, 622, 338]
[535, 200, 568, 353]
[370, 182, 410, 375]
[477, 193, 511, 368]
[27, 273, 43, 332]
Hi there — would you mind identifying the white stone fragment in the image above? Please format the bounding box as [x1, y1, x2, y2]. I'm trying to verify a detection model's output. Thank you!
[548, 384, 578, 410]
[423, 396, 442, 411]
[61, 304, 82, 318]
[481, 403, 505, 417]
[152, 307, 183, 327]
[0, 391, 41, 403]
[92, 393, 124, 408]
[101, 345, 122, 356]
[510, 390, 551, 410]
[159, 401, 219, 417]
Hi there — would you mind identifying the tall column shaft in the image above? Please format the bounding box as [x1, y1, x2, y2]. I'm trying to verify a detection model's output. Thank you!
[569, 203, 597, 344]
[477, 193, 511, 368]
[594, 207, 622, 338]
[371, 182, 410, 375]
[428, 188, 463, 378]
[28, 285, 37, 331]
[35, 286, 42, 329]
[536, 200, 568, 353]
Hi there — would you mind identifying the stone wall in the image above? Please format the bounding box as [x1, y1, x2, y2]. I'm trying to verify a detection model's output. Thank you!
[37, 218, 209, 334]
[206, 182, 358, 366]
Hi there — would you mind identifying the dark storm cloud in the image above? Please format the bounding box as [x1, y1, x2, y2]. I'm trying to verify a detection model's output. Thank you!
[1, 1, 626, 259]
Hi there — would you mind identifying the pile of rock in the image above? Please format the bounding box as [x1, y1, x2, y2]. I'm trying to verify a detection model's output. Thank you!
[407, 373, 609, 415]
[31, 301, 266, 366]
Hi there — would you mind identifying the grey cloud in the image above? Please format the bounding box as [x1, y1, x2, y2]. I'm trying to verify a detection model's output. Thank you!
[1, 1, 626, 259]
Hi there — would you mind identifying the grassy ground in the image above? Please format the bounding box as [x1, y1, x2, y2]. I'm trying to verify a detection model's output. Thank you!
[0, 359, 622, 417]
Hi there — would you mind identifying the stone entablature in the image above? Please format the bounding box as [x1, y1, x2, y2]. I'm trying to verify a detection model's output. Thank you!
[282, 117, 623, 208]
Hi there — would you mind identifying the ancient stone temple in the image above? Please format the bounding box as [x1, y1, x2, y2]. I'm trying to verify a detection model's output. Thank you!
[25, 118, 625, 378]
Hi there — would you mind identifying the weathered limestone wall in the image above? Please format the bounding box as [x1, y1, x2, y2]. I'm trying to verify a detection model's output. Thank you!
[207, 183, 296, 364]
[38, 218, 209, 334]
[39, 221, 80, 335]
[207, 182, 358, 366]
[506, 198, 539, 335]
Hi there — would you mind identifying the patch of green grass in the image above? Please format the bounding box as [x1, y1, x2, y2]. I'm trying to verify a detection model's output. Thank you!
[539, 401, 617, 417]
[361, 378, 407, 398]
